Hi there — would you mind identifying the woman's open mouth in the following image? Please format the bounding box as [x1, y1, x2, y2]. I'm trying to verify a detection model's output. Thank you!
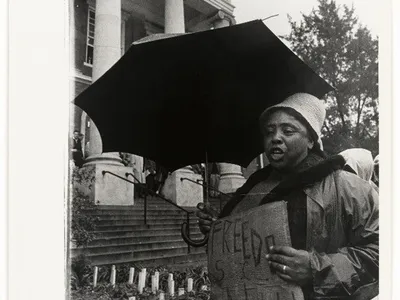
[270, 148, 284, 161]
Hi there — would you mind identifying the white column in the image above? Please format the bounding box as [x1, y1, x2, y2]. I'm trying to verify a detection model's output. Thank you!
[92, 0, 121, 81]
[121, 18, 126, 55]
[164, 0, 185, 34]
[213, 11, 231, 29]
[85, 0, 122, 165]
[218, 163, 246, 194]
[121, 11, 130, 55]
[161, 1, 202, 206]
[214, 13, 245, 194]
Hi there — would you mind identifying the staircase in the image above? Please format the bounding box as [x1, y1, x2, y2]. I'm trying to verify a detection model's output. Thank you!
[71, 196, 210, 268]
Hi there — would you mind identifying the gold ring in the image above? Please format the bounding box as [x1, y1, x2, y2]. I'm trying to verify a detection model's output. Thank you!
[283, 265, 287, 274]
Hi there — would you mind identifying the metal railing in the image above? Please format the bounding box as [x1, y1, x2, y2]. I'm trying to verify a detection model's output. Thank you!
[102, 170, 194, 253]
[125, 173, 148, 224]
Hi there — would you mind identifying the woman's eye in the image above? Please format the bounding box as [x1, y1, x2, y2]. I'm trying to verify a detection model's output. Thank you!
[264, 128, 274, 135]
[283, 129, 295, 135]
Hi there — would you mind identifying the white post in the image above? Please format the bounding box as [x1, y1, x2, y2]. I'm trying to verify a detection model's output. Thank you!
[128, 267, 135, 284]
[138, 271, 144, 294]
[178, 287, 185, 296]
[142, 268, 147, 291]
[164, 0, 185, 34]
[159, 292, 165, 300]
[142, 268, 147, 280]
[168, 273, 174, 296]
[151, 275, 157, 293]
[128, 297, 136, 300]
[154, 271, 160, 291]
[110, 265, 116, 287]
[187, 278, 193, 292]
[93, 266, 98, 288]
[169, 280, 175, 296]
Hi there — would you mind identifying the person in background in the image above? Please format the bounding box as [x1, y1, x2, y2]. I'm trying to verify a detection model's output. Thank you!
[155, 165, 168, 195]
[144, 158, 157, 193]
[340, 148, 379, 192]
[196, 93, 379, 299]
[208, 163, 220, 198]
[78, 133, 85, 158]
[71, 130, 84, 168]
[372, 154, 379, 187]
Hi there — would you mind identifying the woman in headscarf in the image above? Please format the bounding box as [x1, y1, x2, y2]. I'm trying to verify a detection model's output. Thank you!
[372, 154, 379, 187]
[197, 93, 379, 299]
[340, 148, 379, 192]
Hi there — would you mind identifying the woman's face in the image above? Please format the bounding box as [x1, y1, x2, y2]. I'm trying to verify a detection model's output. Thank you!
[262, 110, 314, 171]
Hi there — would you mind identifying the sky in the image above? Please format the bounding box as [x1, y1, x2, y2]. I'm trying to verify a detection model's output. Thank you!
[233, 0, 382, 37]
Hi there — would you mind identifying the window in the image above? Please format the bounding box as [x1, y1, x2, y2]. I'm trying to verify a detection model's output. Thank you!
[85, 8, 95, 65]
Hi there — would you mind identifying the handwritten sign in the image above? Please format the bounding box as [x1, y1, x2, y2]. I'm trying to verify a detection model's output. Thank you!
[207, 201, 304, 300]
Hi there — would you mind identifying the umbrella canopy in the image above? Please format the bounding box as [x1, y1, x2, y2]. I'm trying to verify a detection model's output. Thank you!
[74, 20, 332, 172]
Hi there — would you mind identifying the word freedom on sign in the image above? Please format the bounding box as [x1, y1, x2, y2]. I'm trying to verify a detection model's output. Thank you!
[207, 201, 304, 300]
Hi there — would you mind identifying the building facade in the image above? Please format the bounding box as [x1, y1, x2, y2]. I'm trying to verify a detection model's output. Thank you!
[69, 0, 266, 206]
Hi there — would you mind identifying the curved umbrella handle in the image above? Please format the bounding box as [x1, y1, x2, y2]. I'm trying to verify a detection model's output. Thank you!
[181, 222, 209, 247]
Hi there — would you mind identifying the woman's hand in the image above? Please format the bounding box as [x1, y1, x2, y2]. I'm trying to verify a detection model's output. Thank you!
[266, 246, 313, 286]
[195, 203, 218, 235]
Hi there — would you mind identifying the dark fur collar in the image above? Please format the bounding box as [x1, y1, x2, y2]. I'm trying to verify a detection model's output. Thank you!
[219, 155, 345, 218]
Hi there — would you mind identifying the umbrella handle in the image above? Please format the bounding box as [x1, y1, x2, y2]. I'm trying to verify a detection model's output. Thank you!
[181, 222, 209, 247]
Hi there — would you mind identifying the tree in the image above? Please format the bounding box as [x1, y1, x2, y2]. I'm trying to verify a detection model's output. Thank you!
[283, 0, 379, 156]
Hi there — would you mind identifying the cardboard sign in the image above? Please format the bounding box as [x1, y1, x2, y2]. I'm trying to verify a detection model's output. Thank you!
[207, 201, 304, 300]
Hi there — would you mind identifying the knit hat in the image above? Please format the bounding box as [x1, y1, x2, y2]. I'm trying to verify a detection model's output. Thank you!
[259, 93, 326, 149]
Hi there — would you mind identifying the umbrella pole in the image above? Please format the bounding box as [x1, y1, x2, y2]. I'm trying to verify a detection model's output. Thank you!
[180, 152, 211, 248]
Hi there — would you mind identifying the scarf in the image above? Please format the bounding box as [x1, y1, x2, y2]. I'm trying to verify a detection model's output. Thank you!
[219, 153, 345, 218]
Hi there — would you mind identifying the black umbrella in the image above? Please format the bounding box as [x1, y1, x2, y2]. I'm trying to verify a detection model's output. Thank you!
[75, 20, 333, 248]
[74, 20, 332, 172]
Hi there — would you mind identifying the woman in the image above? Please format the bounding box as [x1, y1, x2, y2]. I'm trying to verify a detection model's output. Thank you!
[340, 148, 379, 192]
[197, 93, 379, 299]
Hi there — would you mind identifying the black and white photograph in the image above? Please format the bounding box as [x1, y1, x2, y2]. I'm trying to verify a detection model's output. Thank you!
[67, 0, 381, 299]
[4, 0, 397, 299]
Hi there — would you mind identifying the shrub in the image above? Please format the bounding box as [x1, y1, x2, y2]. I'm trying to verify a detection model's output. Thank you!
[70, 166, 97, 247]
[71, 255, 93, 290]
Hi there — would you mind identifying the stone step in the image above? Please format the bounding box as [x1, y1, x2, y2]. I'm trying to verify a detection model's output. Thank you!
[75, 198, 209, 268]
[91, 252, 208, 268]
[72, 239, 193, 256]
[96, 218, 198, 226]
[88, 232, 205, 246]
[93, 226, 202, 238]
[87, 246, 206, 266]
[101, 200, 196, 208]
[94, 200, 177, 209]
[92, 211, 192, 219]
[83, 207, 195, 215]
[94, 221, 200, 231]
